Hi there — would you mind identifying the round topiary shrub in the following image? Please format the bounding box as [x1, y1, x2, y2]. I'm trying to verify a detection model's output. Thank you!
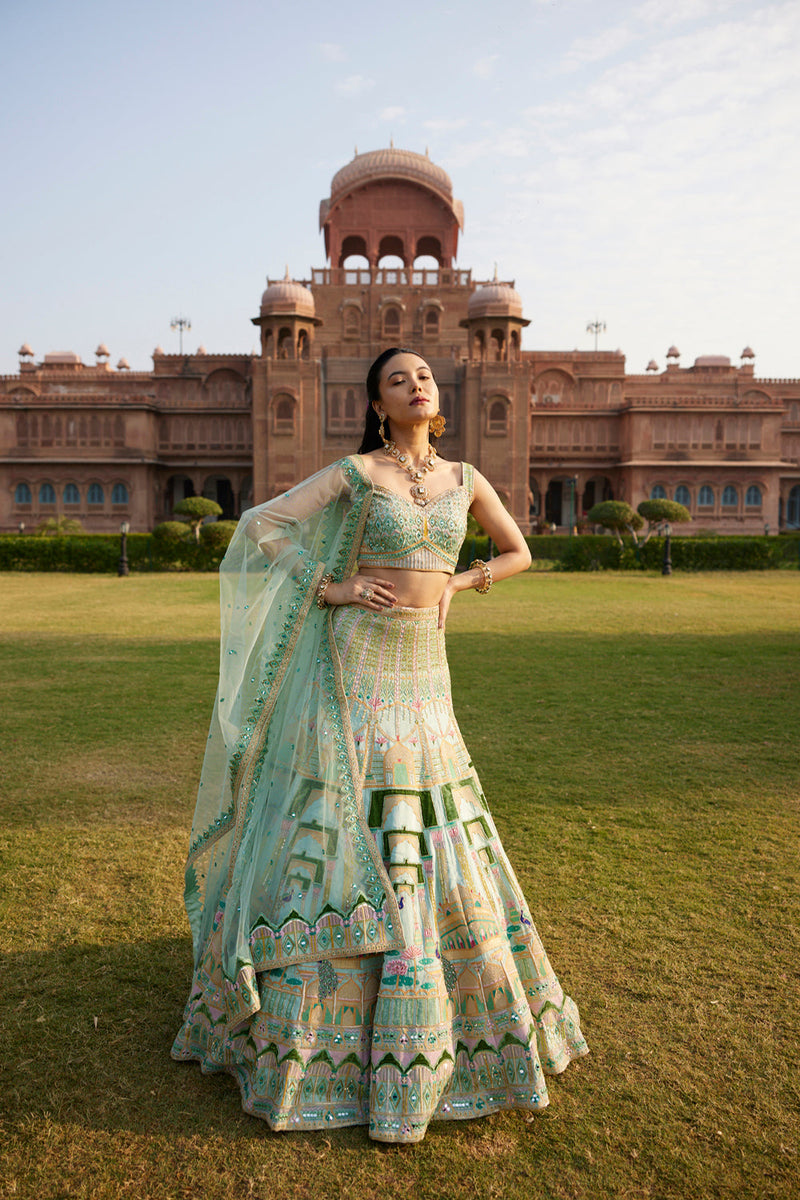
[152, 520, 191, 546]
[199, 520, 238, 552]
[34, 516, 85, 536]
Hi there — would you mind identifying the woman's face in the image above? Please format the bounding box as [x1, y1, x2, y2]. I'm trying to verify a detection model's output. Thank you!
[374, 352, 439, 431]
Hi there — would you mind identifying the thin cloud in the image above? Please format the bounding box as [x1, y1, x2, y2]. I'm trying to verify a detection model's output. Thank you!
[335, 74, 376, 96]
[422, 117, 469, 132]
[563, 24, 637, 69]
[318, 42, 346, 62]
[473, 54, 500, 79]
[380, 106, 406, 121]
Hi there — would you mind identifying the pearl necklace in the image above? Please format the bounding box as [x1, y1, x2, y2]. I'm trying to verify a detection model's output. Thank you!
[383, 440, 438, 506]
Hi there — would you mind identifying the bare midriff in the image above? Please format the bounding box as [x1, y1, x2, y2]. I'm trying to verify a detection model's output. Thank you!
[356, 565, 452, 609]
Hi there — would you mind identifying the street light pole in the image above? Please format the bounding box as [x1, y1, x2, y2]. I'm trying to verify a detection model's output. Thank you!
[170, 316, 192, 354]
[118, 521, 130, 577]
[586, 319, 606, 351]
[662, 522, 672, 576]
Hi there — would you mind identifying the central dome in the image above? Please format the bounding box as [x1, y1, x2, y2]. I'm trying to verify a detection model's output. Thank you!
[330, 147, 455, 206]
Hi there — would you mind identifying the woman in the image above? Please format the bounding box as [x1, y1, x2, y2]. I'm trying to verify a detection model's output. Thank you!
[172, 347, 588, 1143]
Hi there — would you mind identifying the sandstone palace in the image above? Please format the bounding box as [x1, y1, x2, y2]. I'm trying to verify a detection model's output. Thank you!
[3, 147, 800, 534]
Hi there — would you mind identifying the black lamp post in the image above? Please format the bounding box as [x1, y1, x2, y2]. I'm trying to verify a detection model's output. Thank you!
[662, 521, 672, 576]
[118, 521, 130, 577]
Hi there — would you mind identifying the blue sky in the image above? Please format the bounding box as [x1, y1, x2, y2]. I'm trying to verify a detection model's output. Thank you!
[1, 0, 798, 377]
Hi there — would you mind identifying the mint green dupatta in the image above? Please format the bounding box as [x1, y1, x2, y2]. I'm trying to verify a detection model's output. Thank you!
[183, 456, 403, 1030]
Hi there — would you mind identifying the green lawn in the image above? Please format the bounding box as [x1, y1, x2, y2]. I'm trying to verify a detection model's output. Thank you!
[1, 572, 798, 1200]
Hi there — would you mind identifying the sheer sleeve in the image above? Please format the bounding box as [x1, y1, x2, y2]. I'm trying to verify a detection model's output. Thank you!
[181, 456, 401, 1032]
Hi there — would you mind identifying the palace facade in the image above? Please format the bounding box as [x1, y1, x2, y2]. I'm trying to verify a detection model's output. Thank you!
[3, 146, 800, 535]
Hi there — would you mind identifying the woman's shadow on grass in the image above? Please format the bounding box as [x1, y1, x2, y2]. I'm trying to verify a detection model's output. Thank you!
[4, 936, 371, 1149]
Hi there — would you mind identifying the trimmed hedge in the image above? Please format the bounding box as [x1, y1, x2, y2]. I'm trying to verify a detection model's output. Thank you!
[555, 534, 800, 572]
[1, 531, 798, 574]
[0, 534, 228, 573]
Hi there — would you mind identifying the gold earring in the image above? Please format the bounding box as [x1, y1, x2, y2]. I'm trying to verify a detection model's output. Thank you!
[378, 411, 389, 447]
[430, 413, 446, 437]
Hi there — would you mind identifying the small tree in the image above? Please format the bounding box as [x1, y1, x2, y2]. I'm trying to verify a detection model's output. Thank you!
[587, 500, 644, 545]
[173, 496, 222, 543]
[637, 499, 691, 544]
[34, 516, 84, 536]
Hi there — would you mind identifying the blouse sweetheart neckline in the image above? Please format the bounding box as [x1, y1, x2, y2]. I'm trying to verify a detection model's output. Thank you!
[350, 455, 467, 508]
[372, 482, 465, 509]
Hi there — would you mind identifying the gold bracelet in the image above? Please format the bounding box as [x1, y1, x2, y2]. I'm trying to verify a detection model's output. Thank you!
[315, 573, 334, 609]
[470, 559, 493, 594]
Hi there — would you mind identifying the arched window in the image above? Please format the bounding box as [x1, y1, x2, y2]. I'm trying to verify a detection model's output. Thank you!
[112, 483, 129, 505]
[415, 236, 441, 264]
[87, 482, 105, 506]
[378, 235, 405, 265]
[787, 484, 800, 526]
[745, 485, 762, 507]
[39, 482, 56, 504]
[473, 330, 485, 362]
[63, 483, 80, 505]
[382, 306, 401, 338]
[272, 394, 296, 435]
[343, 306, 361, 339]
[297, 329, 310, 360]
[487, 398, 509, 436]
[14, 482, 32, 505]
[277, 328, 292, 359]
[674, 485, 690, 506]
[698, 485, 714, 507]
[490, 329, 505, 362]
[423, 308, 440, 337]
[340, 235, 368, 268]
[650, 485, 667, 500]
[722, 485, 738, 506]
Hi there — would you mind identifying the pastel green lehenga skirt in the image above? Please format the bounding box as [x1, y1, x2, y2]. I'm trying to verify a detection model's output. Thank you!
[172, 604, 588, 1143]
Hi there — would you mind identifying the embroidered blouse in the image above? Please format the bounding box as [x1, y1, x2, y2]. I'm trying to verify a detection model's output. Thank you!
[357, 461, 474, 574]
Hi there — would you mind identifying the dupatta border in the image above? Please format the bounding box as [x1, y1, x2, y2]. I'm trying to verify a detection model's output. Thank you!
[224, 556, 325, 883]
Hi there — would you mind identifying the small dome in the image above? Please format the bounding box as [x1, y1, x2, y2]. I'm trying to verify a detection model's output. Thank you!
[153, 345, 165, 356]
[667, 345, 680, 359]
[196, 345, 207, 355]
[95, 343, 110, 358]
[468, 278, 524, 320]
[646, 359, 659, 372]
[116, 357, 130, 370]
[260, 268, 316, 317]
[18, 343, 34, 357]
[741, 346, 755, 359]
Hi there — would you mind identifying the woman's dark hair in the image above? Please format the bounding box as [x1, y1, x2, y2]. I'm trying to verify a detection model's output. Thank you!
[358, 346, 437, 453]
